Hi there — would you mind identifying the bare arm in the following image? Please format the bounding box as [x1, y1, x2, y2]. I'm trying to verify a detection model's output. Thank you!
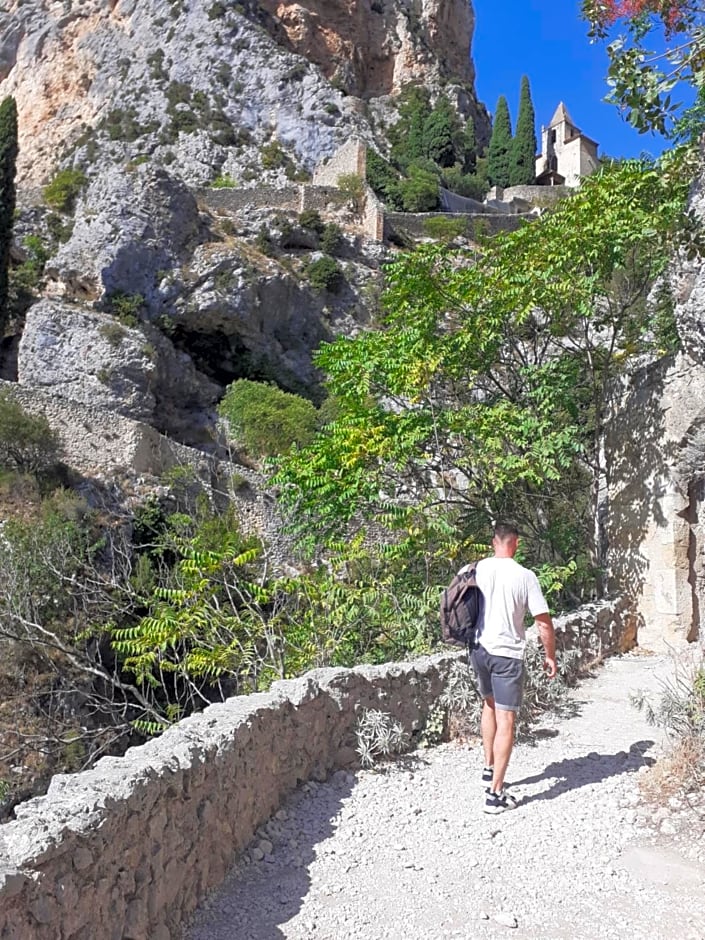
[534, 612, 557, 679]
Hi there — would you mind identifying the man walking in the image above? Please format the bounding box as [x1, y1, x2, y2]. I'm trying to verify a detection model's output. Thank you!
[471, 522, 556, 813]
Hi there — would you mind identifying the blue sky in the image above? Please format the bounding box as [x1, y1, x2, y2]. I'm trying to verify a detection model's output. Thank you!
[471, 0, 670, 160]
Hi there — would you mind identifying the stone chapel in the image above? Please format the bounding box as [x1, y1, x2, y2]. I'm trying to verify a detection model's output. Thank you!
[535, 102, 600, 187]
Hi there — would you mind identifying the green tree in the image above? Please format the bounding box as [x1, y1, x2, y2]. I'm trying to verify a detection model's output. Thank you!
[389, 86, 433, 172]
[366, 149, 404, 208]
[509, 76, 537, 186]
[461, 116, 477, 174]
[273, 160, 689, 598]
[0, 97, 18, 328]
[487, 95, 513, 188]
[400, 165, 439, 212]
[422, 97, 462, 168]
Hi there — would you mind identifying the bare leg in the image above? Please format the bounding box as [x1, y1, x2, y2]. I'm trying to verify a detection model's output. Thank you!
[480, 697, 496, 769]
[490, 708, 516, 793]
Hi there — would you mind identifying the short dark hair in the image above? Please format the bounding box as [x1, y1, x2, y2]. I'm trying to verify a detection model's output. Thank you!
[493, 522, 519, 541]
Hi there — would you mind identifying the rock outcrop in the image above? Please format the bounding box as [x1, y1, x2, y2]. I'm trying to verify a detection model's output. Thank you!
[18, 299, 221, 442]
[47, 165, 202, 307]
[0, 0, 488, 188]
[605, 149, 705, 648]
[258, 0, 479, 97]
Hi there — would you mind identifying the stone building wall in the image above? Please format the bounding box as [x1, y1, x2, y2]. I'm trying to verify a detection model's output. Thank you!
[0, 599, 633, 939]
[201, 185, 302, 214]
[312, 139, 366, 187]
[500, 185, 570, 207]
[0, 380, 291, 552]
[0, 379, 214, 482]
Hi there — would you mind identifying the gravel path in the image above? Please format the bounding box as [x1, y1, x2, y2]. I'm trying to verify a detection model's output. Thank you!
[186, 651, 705, 940]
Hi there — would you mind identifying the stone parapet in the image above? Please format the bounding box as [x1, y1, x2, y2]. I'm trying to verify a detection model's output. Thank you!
[0, 654, 457, 940]
[384, 211, 532, 241]
[0, 597, 635, 939]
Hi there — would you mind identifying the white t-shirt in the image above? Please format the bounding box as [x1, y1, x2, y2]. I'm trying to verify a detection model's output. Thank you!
[473, 556, 549, 660]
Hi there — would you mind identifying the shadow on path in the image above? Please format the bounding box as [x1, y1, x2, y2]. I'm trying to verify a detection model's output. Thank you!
[186, 773, 356, 940]
[513, 739, 656, 805]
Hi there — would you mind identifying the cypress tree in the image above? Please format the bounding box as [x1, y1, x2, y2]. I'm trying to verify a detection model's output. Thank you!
[389, 86, 433, 172]
[422, 97, 461, 168]
[461, 116, 476, 174]
[509, 76, 538, 186]
[0, 97, 18, 329]
[487, 95, 512, 189]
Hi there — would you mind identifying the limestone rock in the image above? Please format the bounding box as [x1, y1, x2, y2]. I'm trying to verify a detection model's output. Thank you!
[0, 0, 488, 188]
[0, 0, 367, 187]
[46, 166, 200, 310]
[17, 299, 220, 441]
[18, 299, 157, 423]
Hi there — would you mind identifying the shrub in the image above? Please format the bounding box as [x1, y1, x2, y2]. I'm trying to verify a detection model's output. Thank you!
[400, 166, 439, 212]
[98, 321, 128, 347]
[422, 216, 467, 242]
[260, 140, 287, 170]
[337, 173, 365, 213]
[320, 223, 343, 255]
[442, 165, 488, 201]
[632, 655, 705, 794]
[256, 224, 275, 257]
[305, 256, 343, 293]
[355, 708, 410, 768]
[43, 168, 87, 213]
[0, 390, 59, 474]
[104, 291, 143, 327]
[211, 173, 237, 188]
[298, 209, 325, 235]
[218, 379, 318, 457]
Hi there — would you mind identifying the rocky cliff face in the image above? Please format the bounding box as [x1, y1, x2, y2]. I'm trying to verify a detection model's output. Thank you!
[0, 0, 488, 455]
[0, 0, 488, 188]
[257, 0, 478, 98]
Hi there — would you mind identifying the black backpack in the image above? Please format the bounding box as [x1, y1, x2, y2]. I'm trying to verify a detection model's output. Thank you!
[440, 564, 483, 648]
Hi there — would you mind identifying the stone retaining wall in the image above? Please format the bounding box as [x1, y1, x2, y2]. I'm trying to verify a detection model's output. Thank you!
[0, 379, 215, 483]
[385, 211, 532, 240]
[0, 381, 290, 553]
[0, 598, 634, 939]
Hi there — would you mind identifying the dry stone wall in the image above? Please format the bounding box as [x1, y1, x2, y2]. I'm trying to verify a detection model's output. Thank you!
[0, 598, 633, 939]
[0, 379, 215, 482]
[385, 211, 531, 240]
[312, 139, 366, 186]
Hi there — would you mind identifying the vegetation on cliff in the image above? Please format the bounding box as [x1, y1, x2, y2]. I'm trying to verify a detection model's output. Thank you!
[0, 96, 18, 330]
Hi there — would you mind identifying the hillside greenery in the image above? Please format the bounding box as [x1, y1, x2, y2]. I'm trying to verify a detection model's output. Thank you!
[367, 85, 487, 211]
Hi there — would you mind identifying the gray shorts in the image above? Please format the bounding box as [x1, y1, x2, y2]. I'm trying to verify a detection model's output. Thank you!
[471, 645, 524, 712]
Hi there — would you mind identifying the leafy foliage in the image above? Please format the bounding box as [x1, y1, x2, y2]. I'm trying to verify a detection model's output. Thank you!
[273, 160, 690, 601]
[582, 0, 703, 134]
[355, 708, 410, 767]
[0, 390, 60, 474]
[218, 379, 319, 457]
[305, 255, 344, 292]
[43, 168, 87, 213]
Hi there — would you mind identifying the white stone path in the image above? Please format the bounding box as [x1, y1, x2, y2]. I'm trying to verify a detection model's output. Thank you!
[187, 651, 705, 940]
